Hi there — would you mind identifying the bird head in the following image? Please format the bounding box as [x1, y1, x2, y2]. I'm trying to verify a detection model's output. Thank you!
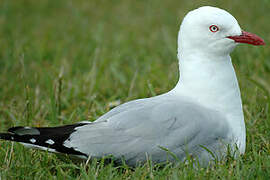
[178, 6, 265, 57]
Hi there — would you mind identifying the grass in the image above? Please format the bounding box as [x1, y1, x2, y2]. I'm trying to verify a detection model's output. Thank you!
[0, 0, 270, 179]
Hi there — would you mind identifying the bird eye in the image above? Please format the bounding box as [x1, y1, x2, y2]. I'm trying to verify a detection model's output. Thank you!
[209, 25, 219, 32]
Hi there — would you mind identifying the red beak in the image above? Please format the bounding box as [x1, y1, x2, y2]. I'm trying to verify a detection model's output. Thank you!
[227, 31, 265, 46]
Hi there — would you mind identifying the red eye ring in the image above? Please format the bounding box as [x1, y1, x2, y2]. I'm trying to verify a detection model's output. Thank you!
[209, 25, 219, 32]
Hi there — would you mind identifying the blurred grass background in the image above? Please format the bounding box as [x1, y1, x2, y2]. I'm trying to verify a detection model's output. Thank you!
[0, 0, 270, 179]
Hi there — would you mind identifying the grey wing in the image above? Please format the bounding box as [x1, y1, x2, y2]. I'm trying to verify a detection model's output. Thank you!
[64, 96, 229, 165]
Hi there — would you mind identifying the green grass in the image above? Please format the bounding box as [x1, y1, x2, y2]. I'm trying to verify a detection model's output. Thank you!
[0, 0, 270, 179]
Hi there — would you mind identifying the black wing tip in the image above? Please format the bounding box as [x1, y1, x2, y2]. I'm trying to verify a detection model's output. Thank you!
[1, 123, 90, 158]
[0, 133, 15, 141]
[7, 123, 88, 134]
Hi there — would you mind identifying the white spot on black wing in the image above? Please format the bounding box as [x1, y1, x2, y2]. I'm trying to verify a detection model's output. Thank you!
[29, 138, 36, 143]
[45, 139, 55, 145]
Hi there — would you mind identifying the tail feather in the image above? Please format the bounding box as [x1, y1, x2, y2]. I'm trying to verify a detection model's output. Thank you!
[0, 123, 89, 158]
[8, 126, 40, 135]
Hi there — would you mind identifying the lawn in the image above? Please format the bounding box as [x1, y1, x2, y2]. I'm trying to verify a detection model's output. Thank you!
[0, 0, 270, 179]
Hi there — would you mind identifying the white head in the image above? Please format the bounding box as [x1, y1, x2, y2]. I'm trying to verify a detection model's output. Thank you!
[178, 6, 264, 58]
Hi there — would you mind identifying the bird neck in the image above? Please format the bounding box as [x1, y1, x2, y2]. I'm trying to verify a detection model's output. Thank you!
[171, 53, 246, 153]
[174, 53, 240, 111]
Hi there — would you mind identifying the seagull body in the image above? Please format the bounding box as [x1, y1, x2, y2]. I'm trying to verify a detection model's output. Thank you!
[0, 6, 265, 166]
